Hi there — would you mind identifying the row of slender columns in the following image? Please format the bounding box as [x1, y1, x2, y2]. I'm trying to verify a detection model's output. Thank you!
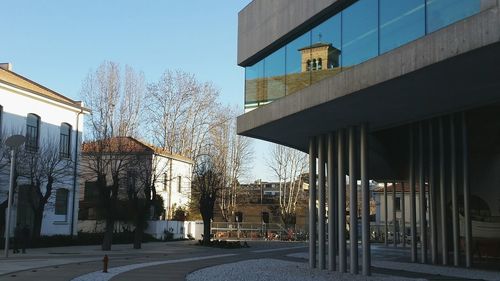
[392, 181, 397, 247]
[308, 138, 317, 269]
[384, 182, 388, 246]
[406, 114, 472, 267]
[308, 124, 371, 276]
[328, 133, 337, 271]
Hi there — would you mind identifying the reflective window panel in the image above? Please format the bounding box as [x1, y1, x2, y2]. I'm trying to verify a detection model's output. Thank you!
[245, 60, 265, 108]
[342, 0, 378, 68]
[311, 13, 342, 84]
[286, 31, 312, 96]
[380, 0, 425, 54]
[427, 0, 480, 33]
[265, 46, 286, 101]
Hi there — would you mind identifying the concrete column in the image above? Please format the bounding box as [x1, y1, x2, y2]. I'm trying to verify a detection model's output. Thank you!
[384, 182, 388, 246]
[401, 181, 406, 248]
[410, 125, 417, 263]
[318, 136, 326, 270]
[419, 122, 428, 264]
[462, 112, 472, 268]
[338, 129, 347, 273]
[327, 133, 336, 271]
[392, 181, 397, 247]
[429, 120, 438, 264]
[349, 126, 358, 274]
[450, 115, 460, 267]
[360, 123, 370, 276]
[309, 137, 317, 268]
[439, 117, 448, 266]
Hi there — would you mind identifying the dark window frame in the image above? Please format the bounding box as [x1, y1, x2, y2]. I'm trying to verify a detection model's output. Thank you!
[55, 188, 69, 216]
[59, 123, 71, 158]
[26, 113, 40, 152]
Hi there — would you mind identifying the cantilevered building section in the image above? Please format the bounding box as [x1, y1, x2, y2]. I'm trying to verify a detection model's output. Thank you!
[237, 0, 500, 275]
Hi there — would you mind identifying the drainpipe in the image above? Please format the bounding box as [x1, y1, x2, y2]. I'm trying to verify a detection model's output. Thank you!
[71, 109, 84, 237]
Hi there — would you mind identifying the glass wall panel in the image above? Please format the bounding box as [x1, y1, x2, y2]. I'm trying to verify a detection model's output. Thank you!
[245, 60, 265, 108]
[311, 14, 342, 84]
[427, 0, 480, 33]
[342, 0, 378, 68]
[264, 46, 286, 101]
[286, 31, 311, 96]
[380, 0, 425, 54]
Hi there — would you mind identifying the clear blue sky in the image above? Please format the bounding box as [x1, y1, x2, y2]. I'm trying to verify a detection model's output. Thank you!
[1, 0, 275, 182]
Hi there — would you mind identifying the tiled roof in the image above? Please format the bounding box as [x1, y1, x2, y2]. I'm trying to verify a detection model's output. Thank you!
[82, 136, 193, 164]
[0, 67, 85, 110]
[373, 182, 427, 193]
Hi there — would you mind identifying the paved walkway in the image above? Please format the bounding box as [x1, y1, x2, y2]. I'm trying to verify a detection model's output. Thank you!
[0, 241, 498, 281]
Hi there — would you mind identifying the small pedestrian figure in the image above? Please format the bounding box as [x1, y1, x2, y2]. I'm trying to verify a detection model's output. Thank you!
[21, 225, 30, 254]
[13, 223, 21, 254]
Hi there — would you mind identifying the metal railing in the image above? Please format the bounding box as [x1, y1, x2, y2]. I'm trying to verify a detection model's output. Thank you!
[211, 222, 290, 240]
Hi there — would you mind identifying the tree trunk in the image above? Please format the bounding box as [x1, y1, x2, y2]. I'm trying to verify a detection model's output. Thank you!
[202, 217, 211, 244]
[133, 225, 143, 249]
[133, 208, 144, 249]
[32, 207, 44, 243]
[102, 218, 114, 251]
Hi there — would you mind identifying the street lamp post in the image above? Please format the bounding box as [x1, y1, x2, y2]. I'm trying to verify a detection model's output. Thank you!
[4, 135, 25, 258]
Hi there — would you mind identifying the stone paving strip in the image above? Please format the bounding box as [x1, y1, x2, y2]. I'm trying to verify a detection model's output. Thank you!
[372, 261, 500, 281]
[70, 254, 237, 281]
[251, 246, 308, 253]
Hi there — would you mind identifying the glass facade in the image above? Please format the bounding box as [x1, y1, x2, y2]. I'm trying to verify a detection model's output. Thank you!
[244, 0, 481, 111]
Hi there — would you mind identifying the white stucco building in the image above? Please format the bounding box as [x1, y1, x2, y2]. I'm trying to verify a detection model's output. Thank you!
[0, 63, 89, 237]
[79, 136, 193, 223]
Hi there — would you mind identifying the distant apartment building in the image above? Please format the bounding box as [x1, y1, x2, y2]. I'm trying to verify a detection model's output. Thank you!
[0, 63, 89, 237]
[79, 136, 193, 223]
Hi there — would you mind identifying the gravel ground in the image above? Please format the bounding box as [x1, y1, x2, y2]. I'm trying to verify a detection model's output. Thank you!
[287, 252, 500, 281]
[186, 259, 425, 281]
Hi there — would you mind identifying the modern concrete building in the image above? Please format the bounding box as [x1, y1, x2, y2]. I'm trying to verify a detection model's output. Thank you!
[237, 0, 500, 275]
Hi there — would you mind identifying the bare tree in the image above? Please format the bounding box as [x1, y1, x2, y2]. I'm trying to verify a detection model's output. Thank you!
[17, 140, 73, 241]
[144, 70, 220, 160]
[81, 138, 136, 250]
[212, 109, 253, 222]
[81, 61, 145, 140]
[80, 61, 145, 250]
[192, 154, 223, 244]
[128, 153, 169, 249]
[267, 144, 307, 228]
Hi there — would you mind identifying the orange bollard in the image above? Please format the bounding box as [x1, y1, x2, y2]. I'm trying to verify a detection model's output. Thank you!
[103, 254, 109, 273]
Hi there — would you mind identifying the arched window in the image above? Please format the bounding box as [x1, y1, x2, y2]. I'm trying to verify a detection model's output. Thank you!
[312, 59, 317, 70]
[318, 58, 323, 70]
[306, 60, 312, 71]
[26, 113, 40, 151]
[55, 188, 69, 216]
[60, 123, 71, 158]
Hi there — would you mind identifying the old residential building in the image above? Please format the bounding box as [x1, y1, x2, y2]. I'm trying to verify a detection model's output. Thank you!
[79, 136, 193, 223]
[0, 63, 89, 237]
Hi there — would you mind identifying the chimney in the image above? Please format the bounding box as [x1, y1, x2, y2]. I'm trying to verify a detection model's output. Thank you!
[0, 63, 12, 71]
